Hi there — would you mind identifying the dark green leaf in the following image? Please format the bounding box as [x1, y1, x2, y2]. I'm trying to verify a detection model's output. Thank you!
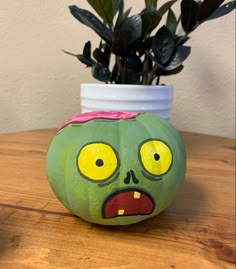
[77, 55, 95, 67]
[166, 8, 177, 34]
[83, 41, 92, 60]
[144, 37, 154, 50]
[87, 0, 112, 25]
[91, 63, 111, 82]
[206, 1, 236, 21]
[116, 7, 132, 29]
[93, 49, 107, 66]
[161, 65, 184, 76]
[93, 43, 111, 67]
[112, 0, 123, 18]
[164, 46, 191, 71]
[115, 2, 132, 30]
[126, 69, 141, 84]
[175, 35, 190, 46]
[123, 8, 132, 19]
[87, 0, 122, 26]
[152, 26, 175, 66]
[112, 15, 142, 56]
[158, 0, 177, 16]
[130, 37, 143, 54]
[198, 0, 224, 21]
[181, 0, 200, 32]
[145, 0, 158, 8]
[115, 0, 124, 28]
[110, 64, 118, 83]
[141, 7, 162, 36]
[62, 49, 96, 67]
[127, 55, 143, 72]
[104, 43, 112, 66]
[68, 5, 112, 44]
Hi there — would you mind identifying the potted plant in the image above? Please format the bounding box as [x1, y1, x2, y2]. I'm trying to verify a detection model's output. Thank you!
[64, 0, 235, 119]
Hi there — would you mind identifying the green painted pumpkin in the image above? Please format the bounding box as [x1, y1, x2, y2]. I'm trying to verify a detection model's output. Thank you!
[46, 111, 186, 225]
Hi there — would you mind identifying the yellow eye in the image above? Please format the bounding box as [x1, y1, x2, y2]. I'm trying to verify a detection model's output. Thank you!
[77, 142, 119, 181]
[139, 140, 172, 176]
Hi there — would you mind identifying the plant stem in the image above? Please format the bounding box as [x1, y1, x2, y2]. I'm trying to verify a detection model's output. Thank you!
[176, 33, 189, 46]
[176, 15, 181, 30]
[156, 75, 160, 85]
[115, 56, 122, 83]
[123, 59, 127, 84]
[116, 55, 127, 84]
[142, 52, 151, 85]
[148, 64, 159, 85]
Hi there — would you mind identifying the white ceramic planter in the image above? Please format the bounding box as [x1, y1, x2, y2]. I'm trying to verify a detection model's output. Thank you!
[80, 83, 173, 120]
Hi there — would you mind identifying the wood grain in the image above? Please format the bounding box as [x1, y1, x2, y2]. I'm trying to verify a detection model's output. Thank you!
[0, 129, 235, 269]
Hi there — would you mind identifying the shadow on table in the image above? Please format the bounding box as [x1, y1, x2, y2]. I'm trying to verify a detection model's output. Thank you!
[0, 208, 21, 258]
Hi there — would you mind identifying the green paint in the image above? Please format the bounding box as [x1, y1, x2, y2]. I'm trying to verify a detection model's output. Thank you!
[46, 112, 186, 225]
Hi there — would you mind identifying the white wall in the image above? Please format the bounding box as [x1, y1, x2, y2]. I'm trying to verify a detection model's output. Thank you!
[0, 1, 235, 137]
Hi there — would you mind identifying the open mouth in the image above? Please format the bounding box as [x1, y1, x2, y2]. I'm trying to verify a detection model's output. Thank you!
[102, 188, 155, 218]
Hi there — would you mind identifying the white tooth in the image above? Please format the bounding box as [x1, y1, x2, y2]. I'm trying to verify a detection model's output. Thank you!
[133, 192, 141, 199]
[118, 209, 125, 215]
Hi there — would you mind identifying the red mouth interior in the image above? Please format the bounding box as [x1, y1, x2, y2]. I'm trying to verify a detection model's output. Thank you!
[103, 189, 154, 218]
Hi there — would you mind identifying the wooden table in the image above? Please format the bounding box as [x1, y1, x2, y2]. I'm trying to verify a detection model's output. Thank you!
[0, 129, 235, 269]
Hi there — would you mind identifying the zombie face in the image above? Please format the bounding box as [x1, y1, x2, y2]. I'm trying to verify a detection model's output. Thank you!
[46, 111, 186, 225]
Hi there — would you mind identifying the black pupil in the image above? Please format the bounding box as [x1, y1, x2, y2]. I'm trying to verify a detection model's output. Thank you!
[96, 159, 104, 167]
[154, 153, 160, 161]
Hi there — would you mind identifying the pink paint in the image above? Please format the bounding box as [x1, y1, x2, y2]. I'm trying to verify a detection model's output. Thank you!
[57, 111, 139, 131]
